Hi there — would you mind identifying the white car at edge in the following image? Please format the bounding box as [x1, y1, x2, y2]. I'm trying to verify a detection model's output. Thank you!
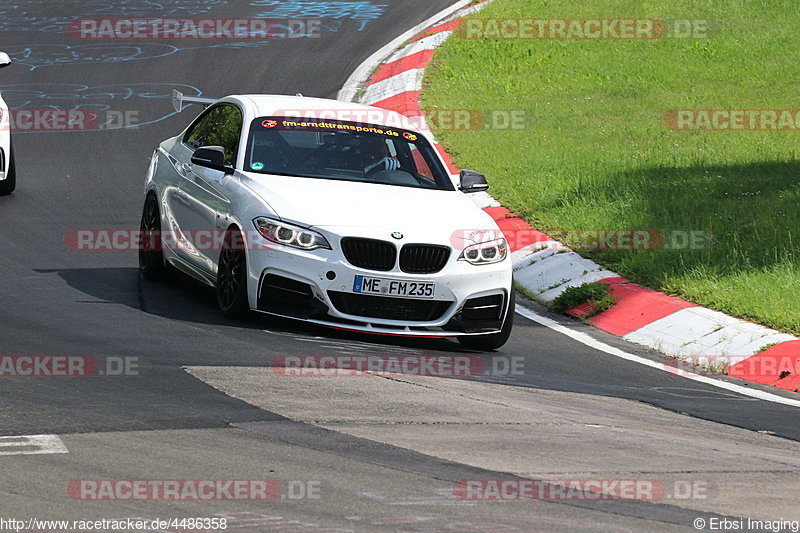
[0, 51, 14, 196]
[139, 91, 514, 349]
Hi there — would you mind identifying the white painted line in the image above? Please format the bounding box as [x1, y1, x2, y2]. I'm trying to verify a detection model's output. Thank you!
[0, 434, 68, 455]
[338, 0, 474, 102]
[514, 304, 800, 408]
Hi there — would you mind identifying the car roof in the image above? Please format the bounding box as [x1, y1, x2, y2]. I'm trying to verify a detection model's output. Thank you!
[230, 94, 422, 134]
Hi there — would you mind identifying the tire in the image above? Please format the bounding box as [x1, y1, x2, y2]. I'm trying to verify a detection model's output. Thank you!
[0, 140, 16, 196]
[138, 193, 168, 280]
[216, 228, 250, 318]
[457, 290, 515, 351]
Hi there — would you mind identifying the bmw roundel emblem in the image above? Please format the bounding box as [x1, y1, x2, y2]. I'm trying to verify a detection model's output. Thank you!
[391, 232, 403, 240]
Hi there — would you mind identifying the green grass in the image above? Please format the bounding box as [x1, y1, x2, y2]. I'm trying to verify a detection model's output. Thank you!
[423, 0, 800, 334]
[551, 283, 616, 317]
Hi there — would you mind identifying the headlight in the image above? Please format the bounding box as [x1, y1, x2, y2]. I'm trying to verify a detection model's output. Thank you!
[253, 217, 331, 251]
[459, 238, 508, 265]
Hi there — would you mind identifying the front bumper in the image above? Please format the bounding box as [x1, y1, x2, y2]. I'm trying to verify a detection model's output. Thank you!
[245, 237, 512, 337]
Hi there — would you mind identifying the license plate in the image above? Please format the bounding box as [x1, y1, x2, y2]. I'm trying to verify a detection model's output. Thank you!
[353, 275, 435, 299]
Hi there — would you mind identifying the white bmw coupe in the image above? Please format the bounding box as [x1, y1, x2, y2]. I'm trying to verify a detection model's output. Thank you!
[139, 91, 514, 349]
[0, 51, 14, 196]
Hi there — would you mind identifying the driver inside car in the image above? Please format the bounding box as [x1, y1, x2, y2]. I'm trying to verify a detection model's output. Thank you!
[358, 135, 400, 175]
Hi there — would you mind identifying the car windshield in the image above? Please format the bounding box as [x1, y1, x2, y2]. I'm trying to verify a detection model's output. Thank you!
[244, 117, 454, 190]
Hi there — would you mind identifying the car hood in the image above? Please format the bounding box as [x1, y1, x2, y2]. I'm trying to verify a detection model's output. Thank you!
[239, 173, 497, 233]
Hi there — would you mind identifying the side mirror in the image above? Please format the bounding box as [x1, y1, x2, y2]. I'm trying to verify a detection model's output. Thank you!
[191, 146, 233, 174]
[459, 170, 489, 193]
[0, 52, 11, 69]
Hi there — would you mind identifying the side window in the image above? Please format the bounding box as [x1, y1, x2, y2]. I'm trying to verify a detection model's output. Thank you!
[183, 104, 243, 167]
[184, 107, 221, 151]
[207, 105, 243, 166]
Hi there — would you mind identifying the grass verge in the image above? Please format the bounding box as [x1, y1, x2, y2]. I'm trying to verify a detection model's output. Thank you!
[551, 283, 616, 317]
[423, 0, 800, 334]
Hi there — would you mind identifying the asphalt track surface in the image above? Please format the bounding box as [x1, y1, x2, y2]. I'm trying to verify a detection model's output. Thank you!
[0, 1, 799, 531]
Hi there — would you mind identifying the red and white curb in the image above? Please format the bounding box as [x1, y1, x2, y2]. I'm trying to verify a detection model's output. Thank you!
[340, 1, 800, 394]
